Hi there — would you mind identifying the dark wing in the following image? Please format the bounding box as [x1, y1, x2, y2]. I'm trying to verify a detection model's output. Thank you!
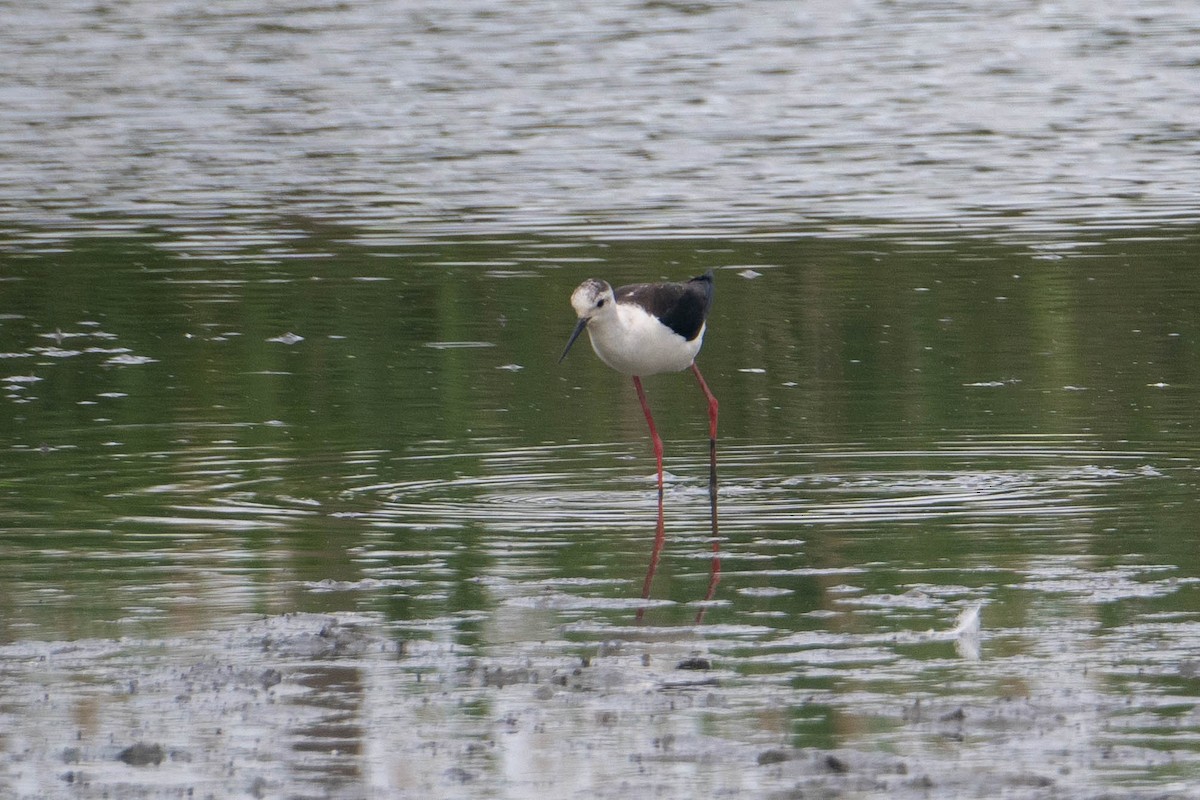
[615, 270, 713, 342]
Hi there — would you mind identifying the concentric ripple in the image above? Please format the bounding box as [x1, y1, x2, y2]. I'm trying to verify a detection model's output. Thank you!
[338, 437, 1164, 538]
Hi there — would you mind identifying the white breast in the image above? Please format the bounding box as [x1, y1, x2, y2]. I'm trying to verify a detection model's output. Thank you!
[586, 303, 705, 376]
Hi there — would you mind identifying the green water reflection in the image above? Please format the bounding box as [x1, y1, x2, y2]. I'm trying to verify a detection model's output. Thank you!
[0, 235, 1195, 628]
[4, 225, 1200, 796]
[2, 228, 1199, 641]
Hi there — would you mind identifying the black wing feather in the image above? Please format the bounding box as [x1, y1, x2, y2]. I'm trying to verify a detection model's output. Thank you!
[615, 270, 713, 342]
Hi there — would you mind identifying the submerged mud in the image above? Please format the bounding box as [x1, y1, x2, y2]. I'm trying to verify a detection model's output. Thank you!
[2, 611, 1196, 799]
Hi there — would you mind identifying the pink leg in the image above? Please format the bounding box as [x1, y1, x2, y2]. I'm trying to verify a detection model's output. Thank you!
[633, 375, 665, 620]
[691, 363, 720, 623]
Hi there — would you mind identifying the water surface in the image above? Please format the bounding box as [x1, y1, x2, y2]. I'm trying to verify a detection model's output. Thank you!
[2, 0, 1199, 246]
[4, 231, 1200, 798]
[3, 1, 1200, 798]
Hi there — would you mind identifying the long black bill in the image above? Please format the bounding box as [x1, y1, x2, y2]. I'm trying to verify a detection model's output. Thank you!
[558, 318, 588, 363]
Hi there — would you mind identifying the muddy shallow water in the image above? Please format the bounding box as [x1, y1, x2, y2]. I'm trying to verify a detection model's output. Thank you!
[3, 431, 1200, 799]
[3, 598, 1196, 800]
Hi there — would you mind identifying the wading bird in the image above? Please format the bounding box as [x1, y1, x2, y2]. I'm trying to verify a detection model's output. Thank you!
[559, 270, 720, 616]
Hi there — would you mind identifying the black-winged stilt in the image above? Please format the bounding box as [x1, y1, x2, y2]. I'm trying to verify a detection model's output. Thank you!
[559, 270, 720, 615]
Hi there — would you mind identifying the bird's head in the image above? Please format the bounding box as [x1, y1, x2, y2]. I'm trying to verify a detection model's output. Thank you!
[559, 278, 615, 363]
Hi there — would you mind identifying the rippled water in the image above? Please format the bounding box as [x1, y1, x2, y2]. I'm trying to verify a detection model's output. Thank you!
[4, 231, 1200, 798]
[3, 0, 1200, 797]
[2, 0, 1199, 248]
[5, 424, 1199, 797]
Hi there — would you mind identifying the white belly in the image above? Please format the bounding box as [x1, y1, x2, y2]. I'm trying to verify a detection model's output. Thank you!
[587, 305, 705, 376]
